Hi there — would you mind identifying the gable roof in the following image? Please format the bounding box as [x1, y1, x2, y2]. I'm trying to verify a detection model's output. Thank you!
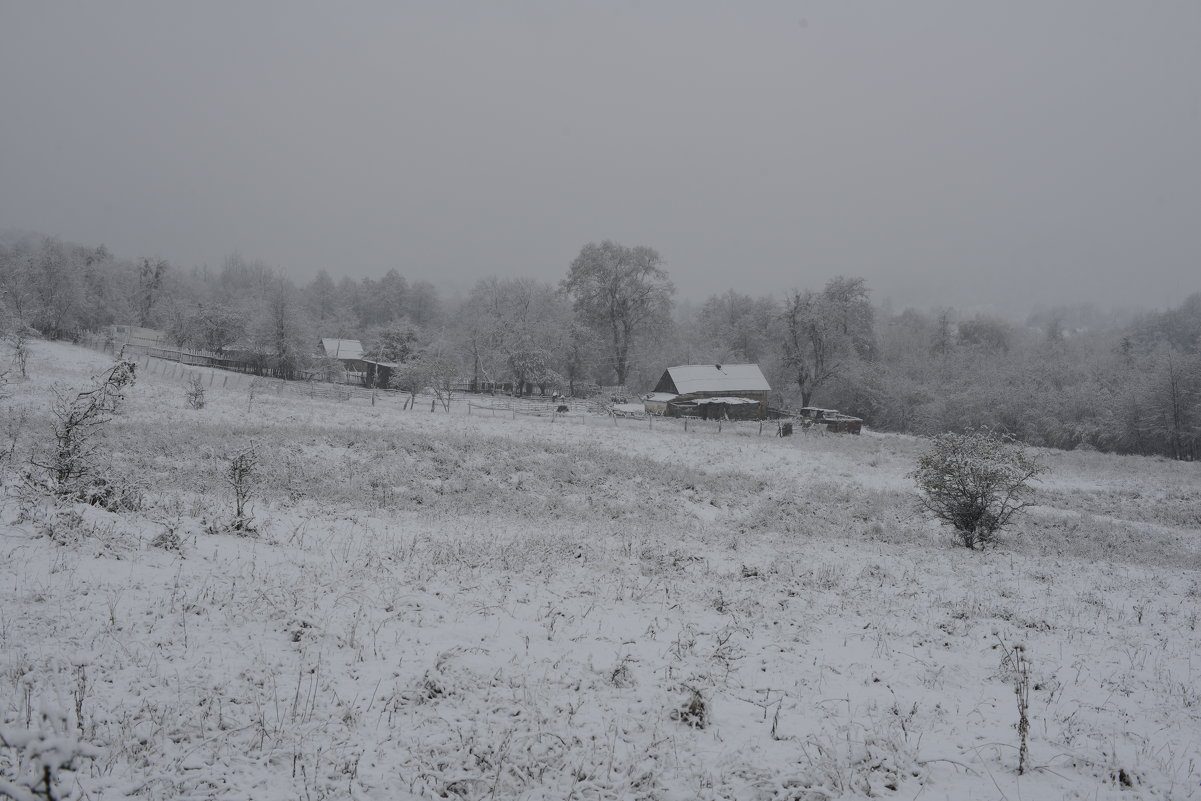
[663, 363, 770, 395]
[320, 338, 363, 360]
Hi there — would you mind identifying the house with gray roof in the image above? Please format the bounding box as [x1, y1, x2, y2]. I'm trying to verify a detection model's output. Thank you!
[651, 363, 771, 419]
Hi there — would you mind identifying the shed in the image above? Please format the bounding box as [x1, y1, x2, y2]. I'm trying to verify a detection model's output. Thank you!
[799, 407, 863, 435]
[642, 392, 678, 415]
[363, 359, 399, 388]
[653, 364, 771, 419]
[320, 338, 364, 364]
[668, 396, 762, 421]
[319, 338, 369, 380]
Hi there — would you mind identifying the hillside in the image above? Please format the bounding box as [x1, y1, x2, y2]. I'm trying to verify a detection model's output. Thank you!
[2, 340, 1199, 800]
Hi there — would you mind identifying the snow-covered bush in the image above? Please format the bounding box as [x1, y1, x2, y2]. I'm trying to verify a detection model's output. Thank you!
[223, 448, 258, 535]
[32, 360, 136, 506]
[910, 429, 1047, 549]
[0, 719, 101, 801]
[183, 374, 205, 410]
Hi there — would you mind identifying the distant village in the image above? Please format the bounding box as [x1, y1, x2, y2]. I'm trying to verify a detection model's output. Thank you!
[102, 324, 864, 433]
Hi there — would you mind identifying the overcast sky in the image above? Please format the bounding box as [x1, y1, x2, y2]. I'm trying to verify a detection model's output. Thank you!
[2, 2, 1198, 313]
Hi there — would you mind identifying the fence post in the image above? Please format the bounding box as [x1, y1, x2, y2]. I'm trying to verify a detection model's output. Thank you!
[758, 421, 762, 436]
[684, 418, 688, 433]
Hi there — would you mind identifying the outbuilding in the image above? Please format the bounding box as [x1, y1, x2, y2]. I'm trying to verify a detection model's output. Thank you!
[319, 338, 369, 382]
[652, 363, 771, 419]
[642, 392, 678, 415]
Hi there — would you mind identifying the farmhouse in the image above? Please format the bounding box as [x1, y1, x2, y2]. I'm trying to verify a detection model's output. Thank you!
[652, 363, 771, 420]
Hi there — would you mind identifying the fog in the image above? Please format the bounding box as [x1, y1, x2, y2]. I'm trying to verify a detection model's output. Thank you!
[2, 2, 1198, 312]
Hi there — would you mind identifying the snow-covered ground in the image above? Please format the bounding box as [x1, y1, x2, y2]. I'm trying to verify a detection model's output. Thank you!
[2, 340, 1199, 800]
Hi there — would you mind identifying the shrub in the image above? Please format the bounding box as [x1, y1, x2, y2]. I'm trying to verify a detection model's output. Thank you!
[0, 720, 101, 801]
[34, 360, 136, 499]
[12, 327, 31, 378]
[184, 373, 206, 409]
[225, 447, 258, 534]
[909, 428, 1047, 549]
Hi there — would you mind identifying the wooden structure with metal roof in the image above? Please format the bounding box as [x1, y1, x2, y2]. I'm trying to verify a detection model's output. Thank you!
[652, 363, 771, 419]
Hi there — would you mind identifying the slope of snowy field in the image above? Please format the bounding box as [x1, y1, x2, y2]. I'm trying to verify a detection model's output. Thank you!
[2, 340, 1199, 800]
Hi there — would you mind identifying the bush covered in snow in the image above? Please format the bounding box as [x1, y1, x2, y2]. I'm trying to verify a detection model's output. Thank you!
[910, 428, 1047, 548]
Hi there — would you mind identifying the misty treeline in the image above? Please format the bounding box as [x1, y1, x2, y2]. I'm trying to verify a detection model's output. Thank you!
[2, 231, 1199, 460]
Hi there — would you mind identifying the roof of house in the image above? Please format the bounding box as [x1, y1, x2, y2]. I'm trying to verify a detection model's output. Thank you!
[688, 396, 759, 405]
[664, 363, 770, 395]
[320, 338, 364, 360]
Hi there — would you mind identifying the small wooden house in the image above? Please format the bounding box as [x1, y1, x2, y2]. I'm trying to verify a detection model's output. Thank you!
[319, 338, 369, 382]
[652, 364, 771, 419]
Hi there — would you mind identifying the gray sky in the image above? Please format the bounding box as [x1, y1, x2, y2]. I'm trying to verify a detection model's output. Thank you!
[2, 1, 1198, 313]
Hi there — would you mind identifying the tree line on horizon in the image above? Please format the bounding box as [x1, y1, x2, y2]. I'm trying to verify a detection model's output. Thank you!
[1, 230, 1198, 460]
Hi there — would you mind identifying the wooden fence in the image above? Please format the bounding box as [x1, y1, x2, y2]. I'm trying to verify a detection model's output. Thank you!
[74, 337, 821, 439]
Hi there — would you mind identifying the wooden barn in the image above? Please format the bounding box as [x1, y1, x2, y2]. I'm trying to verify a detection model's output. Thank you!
[318, 338, 370, 380]
[652, 363, 771, 420]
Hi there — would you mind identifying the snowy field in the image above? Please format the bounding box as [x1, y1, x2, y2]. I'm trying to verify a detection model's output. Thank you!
[2, 340, 1200, 801]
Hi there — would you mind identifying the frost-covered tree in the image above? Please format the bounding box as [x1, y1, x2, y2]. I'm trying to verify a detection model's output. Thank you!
[697, 290, 777, 363]
[364, 322, 422, 364]
[169, 302, 246, 353]
[561, 241, 674, 386]
[457, 277, 567, 392]
[135, 257, 169, 327]
[780, 277, 875, 409]
[252, 277, 310, 380]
